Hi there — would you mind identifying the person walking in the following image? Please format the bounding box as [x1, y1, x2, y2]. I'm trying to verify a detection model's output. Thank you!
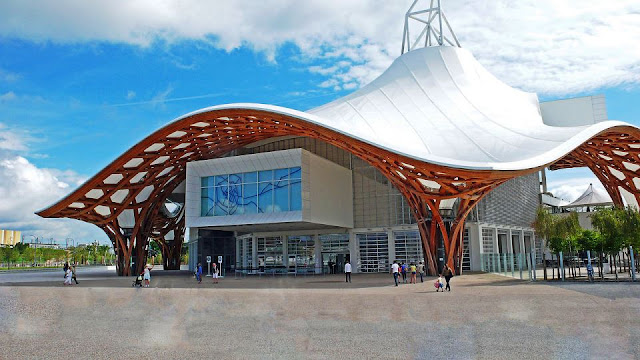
[143, 263, 154, 288]
[391, 261, 400, 286]
[410, 263, 417, 284]
[417, 261, 425, 283]
[63, 262, 69, 279]
[196, 263, 203, 284]
[344, 261, 352, 283]
[212, 262, 219, 284]
[63, 267, 73, 286]
[443, 264, 453, 292]
[71, 265, 79, 284]
[401, 262, 407, 283]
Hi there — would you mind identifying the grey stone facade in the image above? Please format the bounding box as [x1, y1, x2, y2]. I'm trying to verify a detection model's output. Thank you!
[472, 172, 540, 227]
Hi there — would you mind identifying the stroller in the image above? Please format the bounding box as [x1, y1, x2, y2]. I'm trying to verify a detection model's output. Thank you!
[132, 273, 144, 287]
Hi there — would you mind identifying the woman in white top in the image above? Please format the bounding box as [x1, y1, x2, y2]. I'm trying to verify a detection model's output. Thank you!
[63, 268, 73, 285]
[212, 262, 219, 284]
[143, 264, 154, 288]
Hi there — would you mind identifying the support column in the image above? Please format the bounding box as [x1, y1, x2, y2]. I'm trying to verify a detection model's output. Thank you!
[387, 228, 396, 266]
[314, 234, 322, 274]
[349, 231, 359, 273]
[494, 227, 501, 274]
[283, 235, 289, 268]
[252, 235, 258, 274]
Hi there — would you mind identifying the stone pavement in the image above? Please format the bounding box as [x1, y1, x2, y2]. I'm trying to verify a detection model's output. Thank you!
[1, 273, 639, 359]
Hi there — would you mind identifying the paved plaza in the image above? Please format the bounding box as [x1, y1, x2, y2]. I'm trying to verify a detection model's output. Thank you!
[1, 270, 639, 359]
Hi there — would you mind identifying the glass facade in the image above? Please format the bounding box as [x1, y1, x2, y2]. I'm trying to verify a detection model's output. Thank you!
[287, 235, 315, 269]
[201, 167, 301, 217]
[393, 230, 422, 264]
[357, 232, 389, 272]
[257, 236, 284, 268]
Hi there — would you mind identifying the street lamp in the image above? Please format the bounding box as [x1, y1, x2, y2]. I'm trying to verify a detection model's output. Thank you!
[5, 245, 13, 270]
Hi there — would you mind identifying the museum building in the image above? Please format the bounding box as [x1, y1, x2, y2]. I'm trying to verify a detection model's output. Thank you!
[37, 2, 640, 277]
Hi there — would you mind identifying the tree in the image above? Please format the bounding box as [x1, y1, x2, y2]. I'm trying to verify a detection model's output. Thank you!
[590, 207, 625, 280]
[533, 206, 556, 280]
[533, 209, 581, 280]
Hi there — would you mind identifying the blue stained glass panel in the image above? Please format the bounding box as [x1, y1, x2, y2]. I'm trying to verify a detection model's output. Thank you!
[215, 175, 228, 186]
[243, 183, 258, 214]
[258, 170, 273, 182]
[229, 184, 243, 214]
[243, 171, 257, 183]
[201, 176, 214, 187]
[290, 167, 301, 179]
[274, 180, 289, 212]
[214, 186, 228, 216]
[275, 168, 289, 181]
[258, 182, 273, 213]
[229, 173, 242, 184]
[201, 167, 302, 217]
[290, 179, 302, 211]
[201, 187, 214, 216]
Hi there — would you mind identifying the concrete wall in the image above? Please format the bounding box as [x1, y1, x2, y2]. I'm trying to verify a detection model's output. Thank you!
[306, 151, 354, 228]
[540, 95, 607, 127]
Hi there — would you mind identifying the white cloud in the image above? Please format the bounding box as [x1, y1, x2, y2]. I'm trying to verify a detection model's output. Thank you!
[0, 91, 17, 102]
[151, 86, 173, 108]
[0, 127, 107, 244]
[1, 1, 638, 95]
[0, 68, 20, 82]
[0, 123, 27, 151]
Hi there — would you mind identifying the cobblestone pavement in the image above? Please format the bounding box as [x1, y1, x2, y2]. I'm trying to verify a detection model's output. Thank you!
[1, 273, 639, 359]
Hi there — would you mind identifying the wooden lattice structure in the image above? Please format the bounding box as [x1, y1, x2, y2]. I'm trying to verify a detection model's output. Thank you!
[37, 107, 640, 276]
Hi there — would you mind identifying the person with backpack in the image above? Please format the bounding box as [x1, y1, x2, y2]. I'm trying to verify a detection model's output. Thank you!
[401, 262, 408, 283]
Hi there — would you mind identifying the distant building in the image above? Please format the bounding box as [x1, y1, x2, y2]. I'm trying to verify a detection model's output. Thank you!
[0, 229, 21, 247]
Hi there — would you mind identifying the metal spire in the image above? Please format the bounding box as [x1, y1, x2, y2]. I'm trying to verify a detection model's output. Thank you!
[401, 0, 460, 55]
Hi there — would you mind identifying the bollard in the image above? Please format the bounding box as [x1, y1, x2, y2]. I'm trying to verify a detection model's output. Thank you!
[518, 253, 523, 280]
[503, 253, 507, 276]
[559, 251, 565, 281]
[630, 246, 636, 282]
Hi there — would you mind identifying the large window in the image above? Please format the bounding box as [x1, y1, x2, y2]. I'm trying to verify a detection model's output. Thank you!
[257, 236, 283, 268]
[393, 230, 422, 264]
[357, 232, 389, 272]
[201, 167, 302, 217]
[287, 235, 315, 269]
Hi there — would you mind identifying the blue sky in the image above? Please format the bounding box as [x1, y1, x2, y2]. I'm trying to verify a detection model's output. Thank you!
[0, 0, 639, 244]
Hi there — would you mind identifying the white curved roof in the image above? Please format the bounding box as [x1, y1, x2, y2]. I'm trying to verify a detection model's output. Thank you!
[176, 46, 632, 171]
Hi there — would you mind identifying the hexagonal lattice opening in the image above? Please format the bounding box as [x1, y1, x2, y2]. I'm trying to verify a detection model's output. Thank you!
[103, 174, 124, 185]
[123, 158, 144, 168]
[85, 189, 104, 199]
[145, 143, 165, 152]
[151, 156, 170, 165]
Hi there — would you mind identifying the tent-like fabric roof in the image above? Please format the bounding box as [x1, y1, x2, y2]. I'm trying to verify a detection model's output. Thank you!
[563, 184, 614, 208]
